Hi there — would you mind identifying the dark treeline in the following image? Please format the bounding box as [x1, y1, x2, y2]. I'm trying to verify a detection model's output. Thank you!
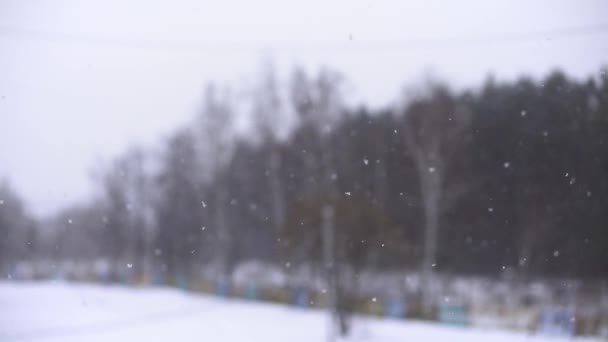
[2, 68, 607, 287]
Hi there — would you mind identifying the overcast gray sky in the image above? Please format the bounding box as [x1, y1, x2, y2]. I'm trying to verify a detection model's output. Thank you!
[1, 0, 607, 218]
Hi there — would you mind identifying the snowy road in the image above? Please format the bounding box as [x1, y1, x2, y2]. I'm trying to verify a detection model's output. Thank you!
[0, 282, 601, 342]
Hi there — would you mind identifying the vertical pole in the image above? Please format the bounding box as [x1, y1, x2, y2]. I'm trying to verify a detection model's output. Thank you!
[322, 205, 336, 342]
[420, 170, 441, 317]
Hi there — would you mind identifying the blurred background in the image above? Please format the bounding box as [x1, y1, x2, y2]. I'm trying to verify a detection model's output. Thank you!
[1, 0, 608, 341]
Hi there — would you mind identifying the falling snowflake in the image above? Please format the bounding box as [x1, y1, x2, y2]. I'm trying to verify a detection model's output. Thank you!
[345, 192, 351, 196]
[201, 201, 207, 208]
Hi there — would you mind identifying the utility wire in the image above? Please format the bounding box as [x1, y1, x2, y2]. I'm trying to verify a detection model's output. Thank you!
[0, 23, 607, 53]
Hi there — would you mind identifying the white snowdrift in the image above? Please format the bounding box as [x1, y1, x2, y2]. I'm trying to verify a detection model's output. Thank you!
[0, 281, 601, 342]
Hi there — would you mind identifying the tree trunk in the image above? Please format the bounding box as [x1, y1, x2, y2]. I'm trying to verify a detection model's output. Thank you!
[419, 167, 442, 317]
[215, 184, 229, 281]
[269, 146, 285, 235]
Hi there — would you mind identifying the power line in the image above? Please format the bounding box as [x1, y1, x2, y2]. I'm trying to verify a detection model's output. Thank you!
[0, 23, 607, 54]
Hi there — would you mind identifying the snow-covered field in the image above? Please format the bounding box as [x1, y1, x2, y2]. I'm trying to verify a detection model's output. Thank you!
[0, 281, 601, 342]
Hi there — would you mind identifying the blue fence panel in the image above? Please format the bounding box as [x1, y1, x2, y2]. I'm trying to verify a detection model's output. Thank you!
[53, 270, 65, 281]
[290, 287, 309, 307]
[539, 308, 575, 337]
[384, 296, 407, 318]
[120, 272, 133, 285]
[176, 275, 190, 290]
[215, 279, 230, 297]
[246, 284, 258, 300]
[151, 271, 165, 285]
[439, 303, 469, 326]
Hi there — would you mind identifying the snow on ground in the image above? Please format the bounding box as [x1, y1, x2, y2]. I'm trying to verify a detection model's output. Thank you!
[0, 281, 601, 342]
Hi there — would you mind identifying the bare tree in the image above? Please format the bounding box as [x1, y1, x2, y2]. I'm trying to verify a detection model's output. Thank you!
[402, 86, 472, 316]
[98, 159, 131, 280]
[122, 147, 154, 279]
[92, 147, 156, 281]
[155, 129, 203, 282]
[290, 68, 354, 336]
[196, 85, 236, 281]
[251, 63, 287, 245]
[0, 181, 34, 274]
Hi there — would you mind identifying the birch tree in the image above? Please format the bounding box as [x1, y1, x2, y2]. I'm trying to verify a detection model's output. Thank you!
[402, 86, 472, 315]
[196, 85, 235, 281]
[251, 64, 287, 243]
